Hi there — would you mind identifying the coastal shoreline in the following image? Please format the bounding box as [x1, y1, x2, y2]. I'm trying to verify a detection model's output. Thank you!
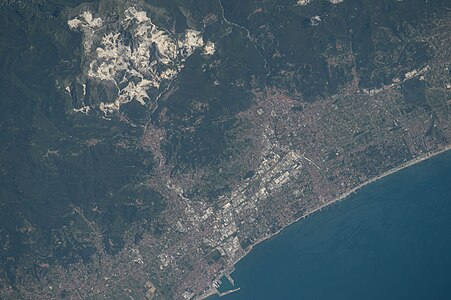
[200, 145, 451, 300]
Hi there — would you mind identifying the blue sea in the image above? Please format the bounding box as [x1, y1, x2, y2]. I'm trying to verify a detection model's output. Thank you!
[212, 151, 451, 300]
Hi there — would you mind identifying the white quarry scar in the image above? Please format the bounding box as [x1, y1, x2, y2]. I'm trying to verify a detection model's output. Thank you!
[68, 7, 216, 115]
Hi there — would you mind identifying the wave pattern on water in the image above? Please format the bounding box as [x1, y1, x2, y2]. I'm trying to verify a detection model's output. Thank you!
[212, 152, 451, 300]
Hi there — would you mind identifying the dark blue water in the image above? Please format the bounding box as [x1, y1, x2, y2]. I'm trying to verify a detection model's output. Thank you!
[212, 151, 451, 300]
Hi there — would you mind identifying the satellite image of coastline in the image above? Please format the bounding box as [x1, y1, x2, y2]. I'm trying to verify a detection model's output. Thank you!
[0, 0, 450, 299]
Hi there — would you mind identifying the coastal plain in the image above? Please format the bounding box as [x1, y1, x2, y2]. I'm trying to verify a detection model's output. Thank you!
[0, 0, 450, 299]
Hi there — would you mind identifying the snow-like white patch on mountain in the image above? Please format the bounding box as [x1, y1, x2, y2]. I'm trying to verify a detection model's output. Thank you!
[296, 0, 311, 6]
[68, 11, 103, 52]
[203, 41, 216, 56]
[68, 7, 208, 115]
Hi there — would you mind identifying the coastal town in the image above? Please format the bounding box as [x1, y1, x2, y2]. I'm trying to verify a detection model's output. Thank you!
[0, 0, 450, 299]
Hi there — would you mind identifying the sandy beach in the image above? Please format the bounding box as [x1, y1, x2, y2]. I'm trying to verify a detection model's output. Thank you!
[200, 145, 451, 299]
